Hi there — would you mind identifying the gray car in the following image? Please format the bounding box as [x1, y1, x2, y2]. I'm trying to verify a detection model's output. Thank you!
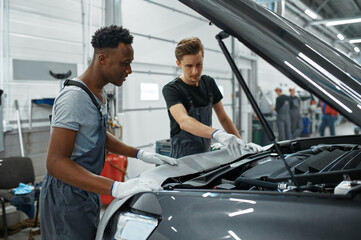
[96, 0, 361, 239]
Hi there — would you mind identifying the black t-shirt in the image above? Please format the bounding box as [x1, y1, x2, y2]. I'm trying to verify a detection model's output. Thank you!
[162, 75, 223, 137]
[275, 95, 290, 112]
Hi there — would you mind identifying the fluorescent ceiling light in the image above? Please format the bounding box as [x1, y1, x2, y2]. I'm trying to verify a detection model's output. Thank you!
[337, 34, 345, 40]
[349, 39, 361, 44]
[354, 47, 360, 53]
[326, 18, 361, 26]
[305, 9, 318, 19]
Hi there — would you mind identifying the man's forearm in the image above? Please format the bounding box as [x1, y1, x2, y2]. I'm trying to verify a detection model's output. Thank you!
[179, 116, 217, 139]
[220, 118, 241, 138]
[47, 156, 114, 195]
[106, 132, 138, 158]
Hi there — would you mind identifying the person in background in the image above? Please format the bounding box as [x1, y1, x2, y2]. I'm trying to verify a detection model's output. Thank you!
[39, 25, 177, 239]
[274, 87, 292, 141]
[289, 87, 303, 138]
[319, 101, 339, 136]
[162, 37, 262, 159]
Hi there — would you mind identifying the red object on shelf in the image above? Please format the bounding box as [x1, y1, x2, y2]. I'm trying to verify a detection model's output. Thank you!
[100, 154, 128, 205]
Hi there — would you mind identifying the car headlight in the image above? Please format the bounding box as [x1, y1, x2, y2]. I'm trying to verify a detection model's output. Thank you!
[111, 212, 158, 240]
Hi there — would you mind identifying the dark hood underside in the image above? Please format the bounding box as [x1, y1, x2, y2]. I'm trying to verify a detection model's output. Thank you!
[179, 0, 361, 127]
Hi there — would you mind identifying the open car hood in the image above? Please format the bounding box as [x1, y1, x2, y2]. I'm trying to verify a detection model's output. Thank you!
[179, 0, 361, 127]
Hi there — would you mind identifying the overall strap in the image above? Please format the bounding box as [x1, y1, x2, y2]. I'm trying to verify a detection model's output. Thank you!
[63, 79, 102, 117]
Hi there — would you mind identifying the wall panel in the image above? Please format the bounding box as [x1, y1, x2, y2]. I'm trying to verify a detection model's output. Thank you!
[2, 0, 103, 128]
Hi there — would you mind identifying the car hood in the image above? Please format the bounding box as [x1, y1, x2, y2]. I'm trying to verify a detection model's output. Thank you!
[179, 0, 361, 127]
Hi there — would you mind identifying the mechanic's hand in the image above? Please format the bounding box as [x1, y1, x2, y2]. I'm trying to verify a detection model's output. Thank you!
[245, 142, 263, 152]
[212, 129, 245, 158]
[111, 178, 161, 199]
[137, 149, 178, 165]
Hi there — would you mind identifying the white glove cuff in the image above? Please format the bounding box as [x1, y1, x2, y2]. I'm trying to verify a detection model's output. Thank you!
[111, 181, 117, 197]
[212, 129, 222, 139]
[136, 149, 143, 159]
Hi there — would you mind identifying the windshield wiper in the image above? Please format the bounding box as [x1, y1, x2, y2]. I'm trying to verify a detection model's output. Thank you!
[216, 31, 300, 191]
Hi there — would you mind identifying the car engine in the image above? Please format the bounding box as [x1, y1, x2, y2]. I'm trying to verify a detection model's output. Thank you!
[164, 142, 361, 196]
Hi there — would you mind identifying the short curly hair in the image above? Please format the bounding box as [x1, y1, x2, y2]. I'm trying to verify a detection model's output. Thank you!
[175, 37, 204, 61]
[91, 25, 133, 50]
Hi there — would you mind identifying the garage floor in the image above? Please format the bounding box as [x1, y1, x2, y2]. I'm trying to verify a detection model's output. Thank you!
[0, 204, 107, 239]
[1, 228, 41, 240]
[1, 121, 357, 240]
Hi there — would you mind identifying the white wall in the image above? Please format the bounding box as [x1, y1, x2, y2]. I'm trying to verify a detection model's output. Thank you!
[257, 57, 297, 106]
[1, 0, 103, 129]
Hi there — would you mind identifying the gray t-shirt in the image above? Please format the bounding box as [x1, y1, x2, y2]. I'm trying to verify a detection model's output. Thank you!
[51, 79, 107, 159]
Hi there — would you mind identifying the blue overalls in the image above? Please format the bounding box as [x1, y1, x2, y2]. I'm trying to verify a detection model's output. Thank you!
[276, 96, 292, 141]
[40, 80, 107, 239]
[290, 97, 303, 138]
[170, 81, 213, 158]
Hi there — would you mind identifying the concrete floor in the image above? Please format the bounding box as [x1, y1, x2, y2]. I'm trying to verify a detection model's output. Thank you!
[0, 205, 107, 240]
[310, 119, 356, 137]
[1, 228, 41, 240]
[1, 121, 358, 240]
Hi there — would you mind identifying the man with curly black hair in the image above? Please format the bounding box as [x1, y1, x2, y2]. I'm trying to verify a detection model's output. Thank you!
[39, 25, 177, 239]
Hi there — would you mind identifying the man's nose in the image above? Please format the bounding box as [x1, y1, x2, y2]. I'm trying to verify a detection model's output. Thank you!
[192, 67, 198, 75]
[126, 64, 132, 74]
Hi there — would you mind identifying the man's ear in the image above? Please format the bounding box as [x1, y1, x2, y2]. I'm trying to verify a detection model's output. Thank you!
[176, 59, 182, 69]
[97, 53, 107, 65]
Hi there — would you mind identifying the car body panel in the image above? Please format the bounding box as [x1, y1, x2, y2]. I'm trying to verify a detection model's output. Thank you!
[132, 191, 361, 240]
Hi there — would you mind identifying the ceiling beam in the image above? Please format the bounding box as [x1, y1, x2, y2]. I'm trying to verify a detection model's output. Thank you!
[306, 15, 361, 26]
[286, 0, 357, 54]
[353, 0, 361, 12]
[333, 38, 361, 44]
[254, 0, 281, 4]
[315, 0, 330, 13]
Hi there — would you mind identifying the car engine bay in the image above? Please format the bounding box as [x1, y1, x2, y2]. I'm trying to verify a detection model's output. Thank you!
[163, 138, 361, 196]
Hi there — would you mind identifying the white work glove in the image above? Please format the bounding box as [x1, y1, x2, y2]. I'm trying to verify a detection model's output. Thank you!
[245, 142, 263, 152]
[137, 149, 178, 165]
[111, 178, 161, 199]
[212, 129, 246, 158]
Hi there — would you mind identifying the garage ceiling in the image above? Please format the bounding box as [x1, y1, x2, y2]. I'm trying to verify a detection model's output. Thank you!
[300, 0, 361, 43]
[256, 0, 361, 58]
[276, 0, 361, 59]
